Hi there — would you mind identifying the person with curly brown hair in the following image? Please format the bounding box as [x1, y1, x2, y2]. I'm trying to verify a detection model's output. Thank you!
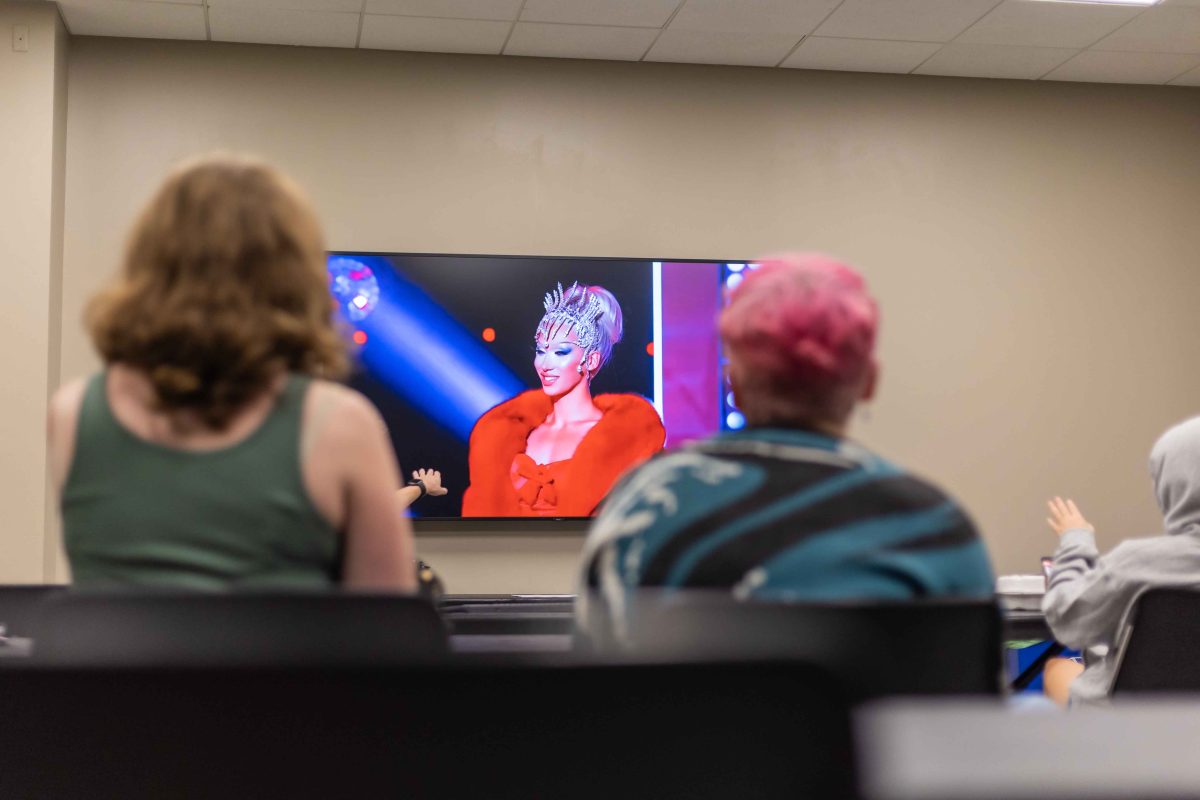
[47, 155, 416, 591]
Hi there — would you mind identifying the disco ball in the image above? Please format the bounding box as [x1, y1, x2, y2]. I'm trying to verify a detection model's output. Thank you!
[328, 258, 380, 322]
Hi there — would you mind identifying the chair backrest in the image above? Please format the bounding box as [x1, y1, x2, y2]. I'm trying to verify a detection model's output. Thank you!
[0, 659, 856, 800]
[1112, 586, 1200, 695]
[33, 590, 448, 666]
[0, 584, 65, 638]
[623, 592, 1003, 701]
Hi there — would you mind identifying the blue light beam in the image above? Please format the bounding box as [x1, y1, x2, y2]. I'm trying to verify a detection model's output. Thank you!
[330, 255, 525, 442]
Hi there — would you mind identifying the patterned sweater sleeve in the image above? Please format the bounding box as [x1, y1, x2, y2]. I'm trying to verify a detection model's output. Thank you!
[573, 465, 652, 649]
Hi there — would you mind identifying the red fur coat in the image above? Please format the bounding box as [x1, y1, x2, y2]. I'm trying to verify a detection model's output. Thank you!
[461, 390, 665, 517]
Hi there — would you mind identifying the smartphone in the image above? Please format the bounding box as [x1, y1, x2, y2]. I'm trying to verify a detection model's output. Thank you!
[1041, 556, 1055, 588]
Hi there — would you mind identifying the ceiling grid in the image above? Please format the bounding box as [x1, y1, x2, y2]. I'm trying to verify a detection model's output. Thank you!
[51, 0, 1200, 86]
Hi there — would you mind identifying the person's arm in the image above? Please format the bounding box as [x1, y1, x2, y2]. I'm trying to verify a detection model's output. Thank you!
[309, 388, 417, 591]
[395, 485, 422, 510]
[1042, 497, 1134, 650]
[395, 469, 448, 511]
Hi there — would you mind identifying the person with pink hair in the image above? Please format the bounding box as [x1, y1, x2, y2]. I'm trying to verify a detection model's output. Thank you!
[578, 253, 994, 643]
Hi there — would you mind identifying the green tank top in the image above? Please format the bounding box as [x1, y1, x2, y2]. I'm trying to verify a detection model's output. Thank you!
[63, 372, 341, 590]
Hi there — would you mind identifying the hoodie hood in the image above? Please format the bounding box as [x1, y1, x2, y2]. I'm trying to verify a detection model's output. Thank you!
[1149, 416, 1200, 536]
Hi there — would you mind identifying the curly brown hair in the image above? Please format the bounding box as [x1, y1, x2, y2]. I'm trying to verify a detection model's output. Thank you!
[86, 155, 349, 429]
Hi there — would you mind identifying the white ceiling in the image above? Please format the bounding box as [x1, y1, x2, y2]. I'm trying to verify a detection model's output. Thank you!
[53, 0, 1200, 86]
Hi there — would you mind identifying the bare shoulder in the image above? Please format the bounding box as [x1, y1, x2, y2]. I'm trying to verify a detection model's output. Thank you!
[48, 377, 89, 437]
[304, 379, 388, 447]
[48, 376, 91, 491]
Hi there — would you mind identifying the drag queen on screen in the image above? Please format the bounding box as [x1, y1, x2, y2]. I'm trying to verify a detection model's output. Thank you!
[462, 282, 665, 517]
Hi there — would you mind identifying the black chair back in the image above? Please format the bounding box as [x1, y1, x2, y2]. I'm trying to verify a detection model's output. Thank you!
[0, 584, 65, 638]
[0, 659, 855, 799]
[33, 590, 448, 666]
[1112, 586, 1200, 695]
[624, 592, 1003, 701]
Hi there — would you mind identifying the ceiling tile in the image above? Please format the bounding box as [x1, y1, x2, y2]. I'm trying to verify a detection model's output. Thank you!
[1044, 50, 1200, 83]
[365, 0, 524, 20]
[208, 7, 360, 48]
[1166, 62, 1200, 83]
[815, 0, 1002, 43]
[668, 0, 843, 36]
[520, 0, 681, 28]
[207, 0, 362, 12]
[957, 1, 1141, 49]
[646, 29, 801, 66]
[1091, 6, 1200, 53]
[360, 15, 510, 53]
[57, 0, 207, 39]
[506, 22, 659, 60]
[781, 36, 940, 73]
[1168, 64, 1200, 83]
[914, 42, 1076, 79]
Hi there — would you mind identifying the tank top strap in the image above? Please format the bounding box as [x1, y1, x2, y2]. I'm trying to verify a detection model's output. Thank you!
[73, 371, 126, 460]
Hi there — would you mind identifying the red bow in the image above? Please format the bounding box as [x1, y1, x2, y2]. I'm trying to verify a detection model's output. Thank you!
[513, 453, 559, 507]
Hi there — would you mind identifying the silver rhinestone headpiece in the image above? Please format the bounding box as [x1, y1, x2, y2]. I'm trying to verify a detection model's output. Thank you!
[536, 282, 605, 354]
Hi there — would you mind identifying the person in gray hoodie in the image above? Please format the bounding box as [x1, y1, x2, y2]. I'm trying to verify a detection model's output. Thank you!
[1043, 416, 1200, 706]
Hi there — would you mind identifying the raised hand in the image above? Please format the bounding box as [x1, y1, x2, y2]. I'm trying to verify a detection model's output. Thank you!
[413, 468, 449, 497]
[1046, 496, 1094, 536]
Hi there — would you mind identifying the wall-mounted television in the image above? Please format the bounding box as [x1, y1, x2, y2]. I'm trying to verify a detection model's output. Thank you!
[327, 253, 753, 520]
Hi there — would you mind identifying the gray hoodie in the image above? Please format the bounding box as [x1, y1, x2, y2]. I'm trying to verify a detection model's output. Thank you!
[1043, 416, 1200, 705]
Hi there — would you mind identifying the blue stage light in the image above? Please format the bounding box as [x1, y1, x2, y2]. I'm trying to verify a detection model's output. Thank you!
[727, 263, 746, 273]
[328, 256, 524, 441]
[329, 258, 380, 322]
[725, 273, 744, 290]
[726, 411, 746, 430]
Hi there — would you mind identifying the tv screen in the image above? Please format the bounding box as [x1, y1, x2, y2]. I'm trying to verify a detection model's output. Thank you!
[327, 253, 751, 519]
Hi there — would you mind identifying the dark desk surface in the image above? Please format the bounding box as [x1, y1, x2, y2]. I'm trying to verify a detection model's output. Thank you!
[438, 595, 575, 636]
[438, 595, 1053, 642]
[1, 595, 1052, 663]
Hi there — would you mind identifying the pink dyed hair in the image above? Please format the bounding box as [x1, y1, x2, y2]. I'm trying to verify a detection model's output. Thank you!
[718, 253, 878, 418]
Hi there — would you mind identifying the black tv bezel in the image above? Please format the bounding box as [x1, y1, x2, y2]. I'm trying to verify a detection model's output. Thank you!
[330, 250, 746, 529]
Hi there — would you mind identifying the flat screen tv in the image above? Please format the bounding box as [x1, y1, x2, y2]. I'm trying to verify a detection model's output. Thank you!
[327, 253, 753, 520]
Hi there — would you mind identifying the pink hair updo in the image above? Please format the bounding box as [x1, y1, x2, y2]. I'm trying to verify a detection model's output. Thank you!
[718, 253, 878, 399]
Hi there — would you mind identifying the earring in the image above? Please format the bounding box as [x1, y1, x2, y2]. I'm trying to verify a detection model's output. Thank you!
[577, 363, 584, 374]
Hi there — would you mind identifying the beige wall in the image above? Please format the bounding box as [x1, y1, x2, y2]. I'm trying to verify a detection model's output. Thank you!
[55, 36, 1200, 590]
[0, 3, 66, 583]
[414, 532, 585, 595]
